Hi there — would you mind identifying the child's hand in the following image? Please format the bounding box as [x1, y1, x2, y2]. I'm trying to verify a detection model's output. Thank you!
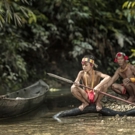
[74, 82, 80, 87]
[93, 88, 100, 93]
[123, 78, 130, 86]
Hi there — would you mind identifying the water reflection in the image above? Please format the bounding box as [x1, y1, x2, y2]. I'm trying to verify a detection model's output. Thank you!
[0, 113, 134, 135]
[0, 110, 134, 135]
[0, 88, 135, 135]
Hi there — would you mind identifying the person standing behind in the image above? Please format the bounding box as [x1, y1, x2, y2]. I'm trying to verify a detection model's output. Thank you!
[107, 52, 135, 102]
[71, 55, 110, 111]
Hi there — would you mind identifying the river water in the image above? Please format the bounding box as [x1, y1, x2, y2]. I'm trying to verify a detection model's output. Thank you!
[0, 88, 135, 135]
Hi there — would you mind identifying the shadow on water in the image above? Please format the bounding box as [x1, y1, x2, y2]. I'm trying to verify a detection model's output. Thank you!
[0, 88, 135, 135]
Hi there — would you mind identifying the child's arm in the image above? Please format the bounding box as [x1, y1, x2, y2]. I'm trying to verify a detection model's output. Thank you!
[107, 70, 119, 87]
[94, 71, 111, 91]
[72, 71, 83, 86]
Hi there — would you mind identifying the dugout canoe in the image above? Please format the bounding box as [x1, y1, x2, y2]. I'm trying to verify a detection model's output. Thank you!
[0, 80, 49, 118]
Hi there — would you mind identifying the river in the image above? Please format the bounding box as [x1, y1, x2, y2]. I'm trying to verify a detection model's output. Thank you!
[0, 88, 135, 135]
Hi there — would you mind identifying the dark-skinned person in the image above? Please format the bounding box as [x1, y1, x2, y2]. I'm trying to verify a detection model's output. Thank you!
[107, 52, 135, 102]
[71, 55, 111, 111]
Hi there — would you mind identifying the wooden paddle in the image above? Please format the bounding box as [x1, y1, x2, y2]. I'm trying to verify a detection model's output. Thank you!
[47, 73, 135, 106]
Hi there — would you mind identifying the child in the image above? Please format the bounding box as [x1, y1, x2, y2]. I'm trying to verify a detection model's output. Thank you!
[107, 52, 135, 102]
[71, 55, 110, 111]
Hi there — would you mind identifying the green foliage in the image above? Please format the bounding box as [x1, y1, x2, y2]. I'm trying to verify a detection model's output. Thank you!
[129, 49, 135, 65]
[0, 32, 27, 91]
[0, 0, 37, 27]
[122, 1, 135, 9]
[1, 0, 135, 92]
[122, 1, 135, 23]
[130, 49, 135, 58]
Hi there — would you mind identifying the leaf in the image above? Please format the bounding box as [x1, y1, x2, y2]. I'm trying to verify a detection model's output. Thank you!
[115, 32, 125, 48]
[80, 42, 93, 50]
[20, 6, 29, 18]
[0, 15, 4, 22]
[21, 0, 29, 5]
[68, 19, 74, 24]
[131, 2, 135, 8]
[127, 1, 132, 9]
[99, 25, 108, 32]
[13, 13, 22, 26]
[129, 53, 135, 58]
[125, 37, 133, 45]
[47, 23, 57, 31]
[75, 32, 82, 37]
[131, 49, 135, 52]
[28, 11, 37, 24]
[122, 1, 130, 9]
[6, 9, 12, 23]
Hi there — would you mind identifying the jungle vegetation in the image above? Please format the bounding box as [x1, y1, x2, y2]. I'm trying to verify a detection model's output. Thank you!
[0, 0, 135, 93]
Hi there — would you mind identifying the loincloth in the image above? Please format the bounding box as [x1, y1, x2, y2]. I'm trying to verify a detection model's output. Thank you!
[121, 84, 127, 95]
[85, 90, 95, 103]
[121, 82, 135, 95]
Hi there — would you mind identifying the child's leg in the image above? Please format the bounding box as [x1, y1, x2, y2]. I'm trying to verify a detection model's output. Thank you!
[125, 83, 135, 102]
[112, 83, 126, 94]
[71, 85, 89, 111]
[95, 84, 108, 111]
[112, 83, 129, 99]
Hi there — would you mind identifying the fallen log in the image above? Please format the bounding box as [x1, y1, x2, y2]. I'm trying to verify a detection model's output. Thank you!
[53, 104, 135, 119]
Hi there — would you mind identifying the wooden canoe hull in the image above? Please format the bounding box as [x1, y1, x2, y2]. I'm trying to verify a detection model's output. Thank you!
[0, 80, 49, 118]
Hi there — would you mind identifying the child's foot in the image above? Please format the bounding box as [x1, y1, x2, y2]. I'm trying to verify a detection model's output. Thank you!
[78, 103, 89, 111]
[127, 97, 135, 102]
[96, 102, 102, 111]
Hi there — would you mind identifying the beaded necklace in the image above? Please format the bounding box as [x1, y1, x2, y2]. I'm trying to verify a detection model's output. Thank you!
[119, 63, 129, 72]
[84, 70, 95, 89]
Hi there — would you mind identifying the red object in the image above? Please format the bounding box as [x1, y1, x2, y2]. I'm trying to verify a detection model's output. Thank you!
[114, 52, 128, 63]
[122, 88, 126, 95]
[86, 90, 95, 103]
[121, 84, 127, 95]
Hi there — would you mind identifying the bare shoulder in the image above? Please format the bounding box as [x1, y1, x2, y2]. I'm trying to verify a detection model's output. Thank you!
[95, 70, 105, 76]
[111, 67, 119, 75]
[95, 70, 110, 79]
[79, 70, 84, 74]
[74, 70, 84, 82]
[95, 70, 101, 75]
[78, 70, 84, 76]
[130, 64, 135, 70]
